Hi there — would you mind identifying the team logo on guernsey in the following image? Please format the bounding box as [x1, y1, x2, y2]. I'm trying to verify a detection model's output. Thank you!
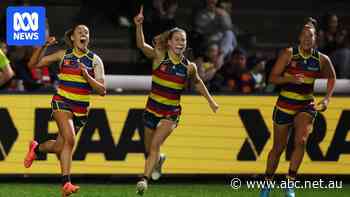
[64, 60, 70, 65]
[6, 6, 46, 46]
[160, 64, 167, 72]
[291, 61, 297, 67]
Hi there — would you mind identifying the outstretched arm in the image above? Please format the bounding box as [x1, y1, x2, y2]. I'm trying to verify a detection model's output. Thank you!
[189, 63, 219, 113]
[134, 6, 156, 59]
[27, 36, 58, 69]
[28, 49, 65, 69]
[199, 52, 224, 82]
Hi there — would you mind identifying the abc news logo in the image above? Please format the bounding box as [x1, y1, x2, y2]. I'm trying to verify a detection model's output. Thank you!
[14, 12, 39, 31]
[13, 12, 39, 40]
[6, 7, 45, 46]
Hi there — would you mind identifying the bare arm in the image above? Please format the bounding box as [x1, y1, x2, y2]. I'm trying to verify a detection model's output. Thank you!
[153, 0, 166, 15]
[203, 53, 224, 81]
[134, 6, 156, 59]
[79, 55, 106, 96]
[320, 53, 336, 99]
[27, 36, 58, 69]
[189, 63, 218, 113]
[81, 70, 106, 96]
[316, 53, 336, 111]
[196, 58, 207, 80]
[0, 64, 14, 86]
[30, 49, 65, 68]
[201, 67, 218, 82]
[269, 48, 303, 85]
[80, 65, 106, 96]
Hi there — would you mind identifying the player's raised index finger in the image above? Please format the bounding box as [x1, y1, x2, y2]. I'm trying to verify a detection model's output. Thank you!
[140, 5, 144, 15]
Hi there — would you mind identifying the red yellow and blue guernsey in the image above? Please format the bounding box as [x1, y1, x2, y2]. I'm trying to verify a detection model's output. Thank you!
[273, 47, 322, 125]
[143, 52, 189, 129]
[51, 48, 95, 131]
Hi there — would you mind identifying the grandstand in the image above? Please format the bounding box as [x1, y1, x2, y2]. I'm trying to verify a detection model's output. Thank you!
[0, 0, 349, 196]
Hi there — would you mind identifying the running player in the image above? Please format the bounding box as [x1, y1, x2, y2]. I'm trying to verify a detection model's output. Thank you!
[134, 6, 219, 195]
[24, 24, 106, 196]
[260, 20, 336, 197]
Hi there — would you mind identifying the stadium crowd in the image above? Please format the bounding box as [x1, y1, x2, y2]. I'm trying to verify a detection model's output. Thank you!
[0, 0, 349, 93]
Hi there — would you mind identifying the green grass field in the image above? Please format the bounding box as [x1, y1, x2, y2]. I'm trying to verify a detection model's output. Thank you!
[0, 183, 348, 197]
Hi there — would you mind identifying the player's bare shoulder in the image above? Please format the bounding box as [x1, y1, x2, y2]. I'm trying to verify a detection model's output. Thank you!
[283, 47, 293, 57]
[278, 47, 293, 63]
[319, 52, 331, 63]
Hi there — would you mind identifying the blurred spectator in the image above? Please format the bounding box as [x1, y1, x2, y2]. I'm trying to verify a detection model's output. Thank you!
[0, 48, 15, 89]
[219, 0, 232, 14]
[249, 58, 266, 92]
[28, 46, 55, 90]
[143, 0, 178, 44]
[136, 0, 179, 68]
[193, 0, 237, 59]
[217, 48, 255, 93]
[218, 0, 244, 40]
[75, 0, 138, 28]
[7, 46, 37, 91]
[195, 43, 224, 86]
[318, 13, 350, 78]
[318, 13, 340, 54]
[152, 0, 178, 32]
[239, 72, 255, 94]
[331, 31, 350, 78]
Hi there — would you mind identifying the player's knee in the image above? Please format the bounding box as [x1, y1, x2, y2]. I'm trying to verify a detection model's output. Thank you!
[64, 137, 75, 148]
[294, 136, 307, 146]
[54, 144, 63, 154]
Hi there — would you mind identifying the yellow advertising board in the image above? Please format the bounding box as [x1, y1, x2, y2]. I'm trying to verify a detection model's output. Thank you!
[0, 95, 349, 175]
